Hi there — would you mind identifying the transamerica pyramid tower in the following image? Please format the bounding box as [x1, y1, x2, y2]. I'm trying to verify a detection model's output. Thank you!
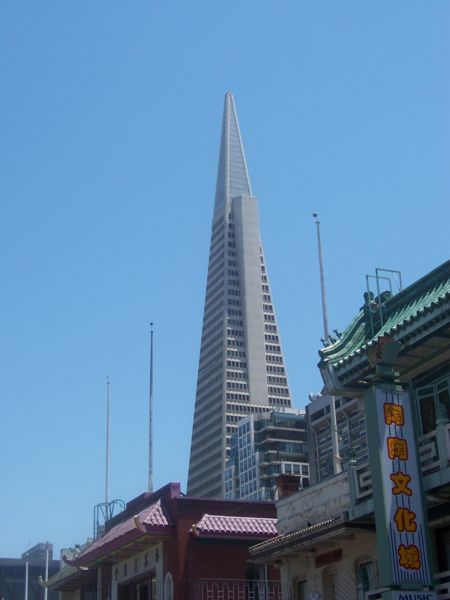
[187, 93, 292, 497]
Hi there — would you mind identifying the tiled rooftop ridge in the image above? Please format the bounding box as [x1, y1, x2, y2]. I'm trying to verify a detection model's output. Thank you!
[74, 499, 171, 563]
[193, 514, 277, 537]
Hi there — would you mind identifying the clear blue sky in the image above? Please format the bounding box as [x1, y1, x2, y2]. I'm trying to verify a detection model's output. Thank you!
[1, 1, 449, 558]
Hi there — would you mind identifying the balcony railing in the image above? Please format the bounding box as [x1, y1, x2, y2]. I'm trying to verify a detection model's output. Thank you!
[190, 579, 288, 600]
[190, 575, 450, 600]
[435, 569, 450, 599]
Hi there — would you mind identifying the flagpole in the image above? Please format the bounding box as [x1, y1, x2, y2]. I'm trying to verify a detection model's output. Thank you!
[313, 213, 342, 475]
[105, 376, 110, 504]
[44, 543, 49, 600]
[148, 323, 154, 493]
[24, 557, 29, 600]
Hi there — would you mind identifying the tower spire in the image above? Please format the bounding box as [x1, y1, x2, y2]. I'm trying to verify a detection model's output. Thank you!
[214, 92, 252, 217]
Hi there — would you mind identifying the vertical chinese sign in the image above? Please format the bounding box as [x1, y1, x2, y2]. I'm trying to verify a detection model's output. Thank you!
[366, 386, 433, 589]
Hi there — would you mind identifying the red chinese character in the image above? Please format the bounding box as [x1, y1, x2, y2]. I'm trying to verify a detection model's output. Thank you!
[394, 507, 417, 532]
[398, 544, 421, 570]
[390, 471, 412, 496]
[387, 437, 408, 460]
[384, 403, 405, 426]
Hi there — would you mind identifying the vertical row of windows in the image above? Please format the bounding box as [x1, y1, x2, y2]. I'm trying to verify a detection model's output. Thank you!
[225, 227, 248, 397]
[260, 249, 290, 405]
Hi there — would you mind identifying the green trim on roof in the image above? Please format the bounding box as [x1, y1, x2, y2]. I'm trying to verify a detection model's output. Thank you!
[321, 310, 367, 365]
[320, 260, 450, 369]
[45, 564, 78, 588]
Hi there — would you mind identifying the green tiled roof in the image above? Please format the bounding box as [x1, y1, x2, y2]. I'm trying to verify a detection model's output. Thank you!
[320, 260, 450, 369]
[44, 564, 78, 589]
[321, 311, 367, 366]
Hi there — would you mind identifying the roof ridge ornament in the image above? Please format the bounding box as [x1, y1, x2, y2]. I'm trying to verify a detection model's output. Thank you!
[133, 514, 147, 534]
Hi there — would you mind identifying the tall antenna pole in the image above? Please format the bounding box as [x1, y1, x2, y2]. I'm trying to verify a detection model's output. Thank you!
[24, 555, 29, 600]
[148, 323, 154, 493]
[105, 376, 110, 504]
[44, 543, 49, 600]
[313, 213, 342, 475]
[313, 213, 329, 339]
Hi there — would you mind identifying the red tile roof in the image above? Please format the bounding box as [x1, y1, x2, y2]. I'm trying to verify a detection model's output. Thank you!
[74, 500, 172, 564]
[193, 514, 277, 538]
[139, 499, 171, 527]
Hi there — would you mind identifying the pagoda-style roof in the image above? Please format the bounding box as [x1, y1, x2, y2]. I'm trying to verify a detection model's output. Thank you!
[59, 481, 277, 574]
[65, 499, 174, 568]
[192, 514, 277, 539]
[47, 482, 277, 593]
[41, 564, 97, 592]
[319, 260, 450, 393]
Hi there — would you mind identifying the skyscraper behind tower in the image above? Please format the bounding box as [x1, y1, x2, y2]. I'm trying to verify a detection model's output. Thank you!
[187, 93, 292, 498]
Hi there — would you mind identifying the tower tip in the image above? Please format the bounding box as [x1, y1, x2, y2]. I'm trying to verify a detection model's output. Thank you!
[214, 92, 252, 214]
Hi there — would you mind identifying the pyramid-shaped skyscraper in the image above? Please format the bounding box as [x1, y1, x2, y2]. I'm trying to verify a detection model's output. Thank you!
[187, 93, 292, 497]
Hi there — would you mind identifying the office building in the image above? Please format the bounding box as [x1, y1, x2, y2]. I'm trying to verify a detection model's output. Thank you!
[225, 409, 309, 501]
[0, 544, 59, 600]
[187, 93, 292, 497]
[307, 393, 368, 484]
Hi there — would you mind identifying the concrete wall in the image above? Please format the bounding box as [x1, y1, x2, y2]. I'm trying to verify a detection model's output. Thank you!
[276, 472, 350, 534]
[279, 532, 377, 600]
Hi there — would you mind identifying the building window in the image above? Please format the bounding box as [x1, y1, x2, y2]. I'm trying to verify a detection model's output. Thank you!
[436, 526, 450, 572]
[355, 557, 377, 599]
[118, 574, 156, 600]
[164, 573, 173, 600]
[417, 386, 436, 434]
[437, 379, 450, 420]
[296, 580, 307, 600]
[416, 376, 450, 435]
[321, 569, 336, 600]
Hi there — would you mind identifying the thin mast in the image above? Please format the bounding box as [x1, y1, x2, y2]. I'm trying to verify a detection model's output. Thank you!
[313, 213, 342, 475]
[313, 214, 329, 339]
[24, 556, 29, 600]
[148, 323, 154, 493]
[105, 376, 110, 504]
[44, 543, 49, 600]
